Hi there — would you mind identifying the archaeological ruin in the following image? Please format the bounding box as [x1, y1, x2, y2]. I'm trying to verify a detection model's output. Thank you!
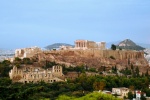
[9, 65, 65, 83]
[74, 40, 106, 50]
[15, 46, 42, 58]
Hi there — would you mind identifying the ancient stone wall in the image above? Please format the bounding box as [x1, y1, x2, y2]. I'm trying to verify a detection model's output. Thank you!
[34, 49, 148, 73]
[52, 49, 144, 60]
[42, 50, 144, 61]
[15, 46, 42, 58]
[9, 65, 64, 83]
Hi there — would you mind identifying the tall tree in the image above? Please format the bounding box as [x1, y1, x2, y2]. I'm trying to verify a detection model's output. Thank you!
[128, 91, 133, 99]
[93, 81, 106, 91]
[145, 69, 149, 77]
[135, 66, 140, 77]
[111, 44, 117, 50]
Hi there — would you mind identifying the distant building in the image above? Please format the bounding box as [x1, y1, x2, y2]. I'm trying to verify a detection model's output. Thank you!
[136, 91, 141, 100]
[9, 65, 65, 83]
[134, 90, 146, 100]
[112, 87, 129, 98]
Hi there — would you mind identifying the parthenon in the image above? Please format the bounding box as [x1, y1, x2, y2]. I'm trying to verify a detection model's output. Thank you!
[75, 40, 106, 50]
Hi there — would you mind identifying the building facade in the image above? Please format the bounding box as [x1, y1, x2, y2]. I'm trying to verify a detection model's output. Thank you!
[75, 40, 106, 50]
[112, 87, 129, 98]
[9, 65, 64, 83]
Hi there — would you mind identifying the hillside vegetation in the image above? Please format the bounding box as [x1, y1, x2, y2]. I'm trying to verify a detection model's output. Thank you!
[57, 92, 121, 100]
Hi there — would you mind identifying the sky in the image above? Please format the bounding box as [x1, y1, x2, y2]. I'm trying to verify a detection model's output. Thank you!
[0, 0, 150, 49]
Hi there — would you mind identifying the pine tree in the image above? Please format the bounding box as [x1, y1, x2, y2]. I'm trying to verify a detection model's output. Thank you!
[135, 66, 139, 77]
[145, 69, 149, 77]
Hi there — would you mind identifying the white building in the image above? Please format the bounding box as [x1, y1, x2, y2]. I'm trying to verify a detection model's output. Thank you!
[112, 87, 129, 98]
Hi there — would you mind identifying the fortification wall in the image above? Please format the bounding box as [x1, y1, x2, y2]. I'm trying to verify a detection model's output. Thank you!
[48, 49, 144, 60]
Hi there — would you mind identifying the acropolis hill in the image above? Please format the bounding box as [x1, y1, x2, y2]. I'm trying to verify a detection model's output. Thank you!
[14, 40, 149, 73]
[36, 49, 148, 72]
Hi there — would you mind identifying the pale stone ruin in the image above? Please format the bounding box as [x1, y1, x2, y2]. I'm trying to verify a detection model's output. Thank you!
[9, 65, 65, 83]
[74, 40, 106, 50]
[59, 45, 73, 50]
[59, 40, 106, 50]
[15, 46, 41, 58]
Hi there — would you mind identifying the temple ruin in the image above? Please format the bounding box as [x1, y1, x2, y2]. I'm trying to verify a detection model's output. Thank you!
[74, 40, 106, 50]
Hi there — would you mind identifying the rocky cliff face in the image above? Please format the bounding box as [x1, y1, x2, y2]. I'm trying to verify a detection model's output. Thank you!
[33, 49, 149, 73]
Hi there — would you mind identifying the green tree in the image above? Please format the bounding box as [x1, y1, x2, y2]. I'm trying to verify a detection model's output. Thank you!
[0, 61, 12, 77]
[103, 66, 106, 72]
[128, 91, 133, 99]
[93, 81, 106, 91]
[119, 47, 122, 50]
[2, 60, 11, 66]
[131, 64, 134, 70]
[57, 92, 121, 100]
[13, 57, 22, 66]
[135, 66, 140, 77]
[141, 94, 146, 100]
[145, 69, 149, 77]
[111, 44, 117, 50]
[89, 68, 96, 72]
[22, 58, 32, 64]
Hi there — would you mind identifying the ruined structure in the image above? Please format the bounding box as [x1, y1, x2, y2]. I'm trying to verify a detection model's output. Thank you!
[74, 40, 106, 50]
[15, 46, 41, 58]
[12, 39, 149, 75]
[59, 45, 73, 50]
[9, 65, 64, 83]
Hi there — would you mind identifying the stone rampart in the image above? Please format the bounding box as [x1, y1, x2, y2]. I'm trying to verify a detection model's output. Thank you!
[47, 49, 144, 60]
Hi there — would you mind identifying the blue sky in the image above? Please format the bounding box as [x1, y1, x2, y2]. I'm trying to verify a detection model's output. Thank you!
[0, 0, 150, 49]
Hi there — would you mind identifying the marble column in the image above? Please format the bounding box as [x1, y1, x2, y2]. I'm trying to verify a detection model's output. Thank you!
[75, 42, 77, 47]
[82, 42, 84, 48]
